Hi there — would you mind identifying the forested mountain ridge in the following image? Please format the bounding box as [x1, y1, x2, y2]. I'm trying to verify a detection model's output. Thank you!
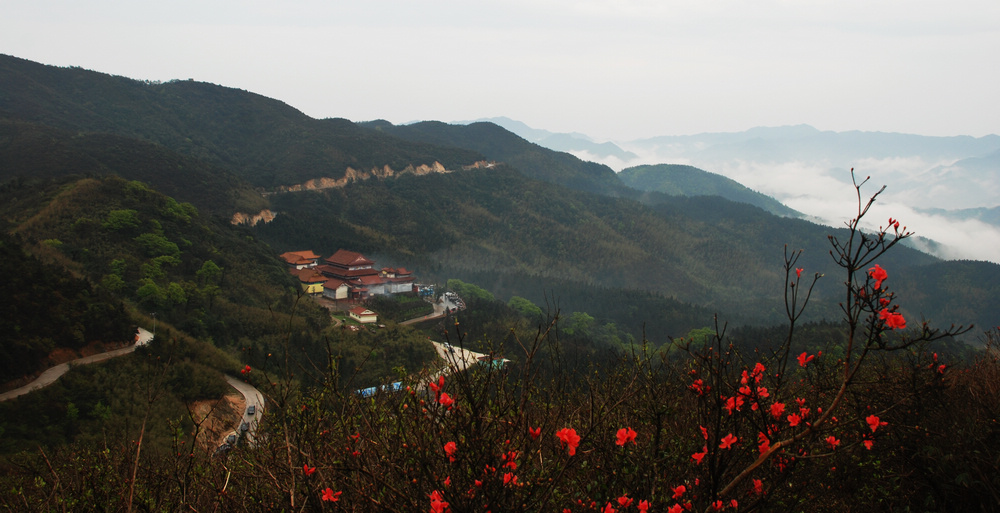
[0, 54, 483, 189]
[618, 163, 801, 217]
[363, 120, 631, 195]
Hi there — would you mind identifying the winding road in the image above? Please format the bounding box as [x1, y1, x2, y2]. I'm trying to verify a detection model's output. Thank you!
[0, 328, 154, 402]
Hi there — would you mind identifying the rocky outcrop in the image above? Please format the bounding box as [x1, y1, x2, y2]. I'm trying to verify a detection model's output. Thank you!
[231, 209, 276, 226]
[267, 161, 485, 195]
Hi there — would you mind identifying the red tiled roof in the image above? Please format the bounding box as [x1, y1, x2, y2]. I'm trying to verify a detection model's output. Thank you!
[326, 249, 374, 267]
[323, 279, 348, 289]
[298, 270, 326, 283]
[350, 306, 375, 315]
[280, 250, 320, 265]
[355, 275, 385, 285]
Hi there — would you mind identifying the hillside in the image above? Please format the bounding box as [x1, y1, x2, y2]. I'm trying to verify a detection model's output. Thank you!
[0, 54, 483, 189]
[618, 163, 800, 217]
[363, 119, 631, 196]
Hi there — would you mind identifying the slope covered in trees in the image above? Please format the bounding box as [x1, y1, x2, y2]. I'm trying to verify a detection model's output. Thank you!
[0, 54, 483, 188]
[619, 163, 800, 217]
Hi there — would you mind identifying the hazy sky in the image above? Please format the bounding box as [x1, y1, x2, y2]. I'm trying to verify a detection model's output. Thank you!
[3, 0, 998, 141]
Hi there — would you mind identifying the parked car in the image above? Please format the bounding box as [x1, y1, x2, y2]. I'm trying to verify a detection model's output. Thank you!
[240, 421, 250, 433]
[226, 433, 237, 445]
[247, 405, 256, 415]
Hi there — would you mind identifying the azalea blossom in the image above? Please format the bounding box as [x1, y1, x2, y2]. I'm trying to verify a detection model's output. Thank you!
[503, 472, 517, 486]
[303, 464, 315, 476]
[879, 308, 907, 329]
[529, 426, 541, 439]
[429, 490, 449, 513]
[438, 392, 455, 407]
[672, 485, 686, 499]
[863, 439, 874, 450]
[637, 500, 649, 513]
[770, 402, 786, 419]
[797, 352, 815, 367]
[866, 415, 887, 433]
[796, 268, 803, 278]
[719, 433, 737, 449]
[668, 505, 683, 513]
[616, 427, 638, 446]
[444, 441, 457, 462]
[556, 427, 581, 456]
[603, 502, 617, 513]
[617, 495, 633, 507]
[427, 375, 444, 393]
[240, 364, 251, 375]
[787, 413, 802, 427]
[691, 446, 708, 464]
[868, 264, 888, 289]
[753, 479, 764, 495]
[321, 488, 341, 502]
[826, 436, 840, 449]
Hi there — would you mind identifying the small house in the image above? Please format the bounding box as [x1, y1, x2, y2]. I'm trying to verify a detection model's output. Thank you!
[349, 306, 378, 324]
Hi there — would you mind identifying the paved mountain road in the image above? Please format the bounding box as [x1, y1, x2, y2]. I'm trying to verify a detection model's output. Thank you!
[0, 328, 154, 402]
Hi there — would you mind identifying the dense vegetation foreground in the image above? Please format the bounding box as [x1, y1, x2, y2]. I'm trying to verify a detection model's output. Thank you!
[0, 181, 997, 513]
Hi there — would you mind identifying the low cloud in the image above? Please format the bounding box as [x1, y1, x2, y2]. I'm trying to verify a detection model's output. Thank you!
[589, 148, 1000, 264]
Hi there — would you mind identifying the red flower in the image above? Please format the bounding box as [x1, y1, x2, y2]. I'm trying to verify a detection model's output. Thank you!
[758, 432, 771, 454]
[797, 352, 815, 367]
[863, 439, 874, 450]
[603, 503, 617, 513]
[868, 264, 888, 289]
[770, 402, 785, 419]
[719, 433, 737, 450]
[241, 365, 251, 375]
[321, 488, 341, 502]
[303, 464, 315, 476]
[529, 426, 541, 439]
[439, 392, 455, 407]
[826, 436, 840, 449]
[429, 490, 449, 513]
[617, 495, 633, 507]
[700, 425, 708, 440]
[443, 476, 451, 487]
[672, 485, 686, 499]
[429, 375, 445, 393]
[787, 413, 801, 427]
[637, 500, 649, 513]
[866, 414, 887, 433]
[616, 427, 638, 446]
[688, 378, 705, 395]
[711, 500, 724, 511]
[444, 441, 457, 462]
[503, 472, 518, 486]
[556, 427, 581, 456]
[691, 446, 708, 464]
[796, 268, 803, 278]
[668, 505, 683, 513]
[753, 479, 764, 495]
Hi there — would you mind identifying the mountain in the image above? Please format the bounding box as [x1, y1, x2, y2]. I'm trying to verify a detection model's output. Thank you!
[1, 54, 997, 336]
[625, 125, 1000, 167]
[460, 116, 638, 161]
[362, 119, 632, 196]
[0, 54, 483, 189]
[618, 164, 800, 217]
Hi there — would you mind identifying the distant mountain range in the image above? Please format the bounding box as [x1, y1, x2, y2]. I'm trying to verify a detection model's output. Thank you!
[459, 117, 638, 161]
